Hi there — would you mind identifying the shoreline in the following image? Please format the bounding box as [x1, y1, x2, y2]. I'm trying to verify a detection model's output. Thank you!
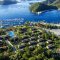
[35, 9, 60, 15]
[39, 21, 60, 27]
[39, 22, 60, 36]
[0, 19, 60, 28]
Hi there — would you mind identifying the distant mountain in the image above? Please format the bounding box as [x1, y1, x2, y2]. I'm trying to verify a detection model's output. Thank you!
[0, 0, 17, 5]
[43, 0, 56, 4]
[43, 0, 60, 8]
[30, 2, 58, 13]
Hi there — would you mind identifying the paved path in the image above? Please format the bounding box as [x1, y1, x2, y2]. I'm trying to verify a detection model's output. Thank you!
[6, 40, 16, 52]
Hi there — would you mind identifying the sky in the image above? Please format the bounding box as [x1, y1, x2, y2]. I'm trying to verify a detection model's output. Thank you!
[0, 0, 46, 1]
[0, 0, 46, 3]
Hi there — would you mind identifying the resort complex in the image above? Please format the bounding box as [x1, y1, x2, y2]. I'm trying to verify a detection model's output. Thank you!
[0, 22, 60, 60]
[0, 0, 60, 60]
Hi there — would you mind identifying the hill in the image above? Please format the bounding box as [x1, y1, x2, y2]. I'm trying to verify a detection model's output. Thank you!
[43, 0, 60, 8]
[29, 2, 58, 13]
[0, 22, 60, 60]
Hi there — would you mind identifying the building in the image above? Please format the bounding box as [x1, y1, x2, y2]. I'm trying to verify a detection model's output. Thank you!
[29, 41, 37, 45]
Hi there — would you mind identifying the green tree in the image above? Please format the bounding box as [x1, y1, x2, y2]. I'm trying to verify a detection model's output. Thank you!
[51, 33, 55, 40]
[48, 58, 55, 60]
[46, 49, 52, 57]
[0, 53, 4, 60]
[29, 57, 36, 60]
[33, 46, 43, 55]
[36, 53, 45, 60]
[22, 53, 28, 60]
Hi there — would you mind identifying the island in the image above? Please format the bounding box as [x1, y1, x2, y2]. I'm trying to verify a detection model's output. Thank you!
[29, 2, 58, 13]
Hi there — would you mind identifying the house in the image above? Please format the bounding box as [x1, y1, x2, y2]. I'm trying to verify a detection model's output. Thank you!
[52, 53, 60, 58]
[29, 46, 34, 49]
[28, 41, 37, 45]
[0, 41, 3, 46]
[37, 42, 46, 47]
[31, 33, 35, 37]
[29, 37, 36, 41]
[22, 35, 29, 40]
[46, 44, 55, 49]
[36, 32, 42, 36]
[52, 48, 60, 57]
[32, 27, 37, 31]
[37, 38, 46, 42]
[38, 32, 42, 35]
[29, 45, 35, 49]
[18, 44, 26, 49]
[20, 28, 27, 33]
[37, 43, 41, 47]
[0, 46, 8, 51]
[10, 36, 19, 44]
[4, 35, 10, 40]
[20, 49, 24, 52]
[38, 35, 42, 39]
[33, 30, 39, 33]
[56, 48, 60, 54]
[46, 40, 53, 44]
[0, 36, 3, 40]
[21, 39, 29, 43]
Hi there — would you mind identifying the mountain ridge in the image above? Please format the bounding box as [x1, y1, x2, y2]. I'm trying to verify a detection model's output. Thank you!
[43, 0, 60, 8]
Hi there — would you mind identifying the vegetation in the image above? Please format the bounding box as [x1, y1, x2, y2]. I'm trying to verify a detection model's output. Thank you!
[29, 2, 58, 13]
[0, 22, 60, 60]
[35, 22, 60, 29]
[43, 0, 60, 8]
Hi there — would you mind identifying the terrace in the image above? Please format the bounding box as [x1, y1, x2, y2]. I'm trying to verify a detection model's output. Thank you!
[46, 40, 53, 44]
[38, 35, 42, 39]
[46, 44, 55, 49]
[28, 41, 37, 46]
[0, 41, 3, 46]
[21, 39, 29, 43]
[37, 42, 46, 47]
[0, 36, 3, 40]
[29, 37, 36, 41]
[22, 35, 30, 40]
[29, 45, 36, 51]
[37, 38, 46, 42]
[18, 43, 26, 49]
[0, 23, 59, 60]
[0, 46, 8, 51]
[11, 36, 19, 44]
[20, 28, 27, 33]
[0, 39, 8, 51]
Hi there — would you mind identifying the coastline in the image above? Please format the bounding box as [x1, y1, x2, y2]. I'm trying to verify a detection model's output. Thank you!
[30, 21, 60, 36]
[39, 21, 60, 36]
[40, 21, 60, 27]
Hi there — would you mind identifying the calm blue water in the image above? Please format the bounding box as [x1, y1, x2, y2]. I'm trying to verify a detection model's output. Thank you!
[0, 1, 60, 26]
